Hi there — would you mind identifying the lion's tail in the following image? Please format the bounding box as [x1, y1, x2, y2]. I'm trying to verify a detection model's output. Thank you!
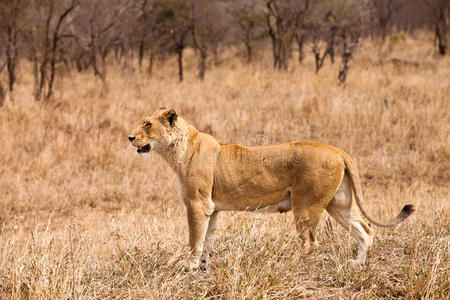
[343, 155, 415, 228]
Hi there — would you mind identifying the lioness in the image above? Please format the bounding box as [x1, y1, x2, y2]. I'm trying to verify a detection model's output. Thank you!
[128, 107, 414, 269]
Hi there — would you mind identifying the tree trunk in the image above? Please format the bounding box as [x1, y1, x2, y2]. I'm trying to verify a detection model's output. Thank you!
[314, 52, 321, 73]
[338, 37, 359, 84]
[380, 19, 388, 42]
[296, 35, 304, 63]
[338, 50, 351, 84]
[32, 56, 41, 101]
[198, 51, 207, 81]
[267, 19, 279, 69]
[327, 40, 335, 64]
[75, 54, 83, 72]
[436, 5, 448, 55]
[138, 39, 145, 71]
[0, 81, 5, 107]
[91, 51, 101, 78]
[38, 59, 47, 101]
[266, 1, 294, 71]
[272, 41, 279, 69]
[312, 38, 324, 73]
[177, 47, 184, 82]
[246, 42, 252, 63]
[148, 50, 154, 75]
[46, 1, 76, 100]
[47, 47, 58, 99]
[6, 25, 18, 93]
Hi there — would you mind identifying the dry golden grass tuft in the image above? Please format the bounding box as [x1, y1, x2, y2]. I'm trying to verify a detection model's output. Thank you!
[0, 35, 449, 299]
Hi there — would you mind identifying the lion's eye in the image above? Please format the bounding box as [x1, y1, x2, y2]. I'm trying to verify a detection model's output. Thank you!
[144, 121, 152, 128]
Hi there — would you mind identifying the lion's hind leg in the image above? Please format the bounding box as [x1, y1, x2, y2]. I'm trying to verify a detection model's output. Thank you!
[291, 193, 326, 254]
[326, 173, 374, 265]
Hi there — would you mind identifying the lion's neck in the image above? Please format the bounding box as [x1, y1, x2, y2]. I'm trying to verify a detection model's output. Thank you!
[159, 120, 197, 171]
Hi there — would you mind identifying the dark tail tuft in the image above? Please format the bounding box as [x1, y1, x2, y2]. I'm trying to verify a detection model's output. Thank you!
[400, 204, 415, 219]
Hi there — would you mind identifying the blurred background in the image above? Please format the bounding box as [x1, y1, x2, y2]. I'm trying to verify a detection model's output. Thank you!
[0, 0, 449, 101]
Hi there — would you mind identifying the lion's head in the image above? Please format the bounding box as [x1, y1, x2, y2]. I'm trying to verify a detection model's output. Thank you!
[128, 107, 179, 153]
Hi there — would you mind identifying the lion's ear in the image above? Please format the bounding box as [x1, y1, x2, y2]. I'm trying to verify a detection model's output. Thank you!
[164, 108, 177, 127]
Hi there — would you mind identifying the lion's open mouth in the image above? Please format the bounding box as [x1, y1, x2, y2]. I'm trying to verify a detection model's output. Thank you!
[137, 144, 150, 153]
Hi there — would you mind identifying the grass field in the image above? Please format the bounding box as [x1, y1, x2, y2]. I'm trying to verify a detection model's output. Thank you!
[0, 35, 449, 299]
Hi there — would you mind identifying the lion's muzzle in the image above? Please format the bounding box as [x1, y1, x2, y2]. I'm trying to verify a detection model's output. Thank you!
[137, 144, 150, 153]
[128, 135, 151, 153]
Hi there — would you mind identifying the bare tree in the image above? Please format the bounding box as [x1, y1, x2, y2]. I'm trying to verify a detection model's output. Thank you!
[156, 0, 192, 81]
[426, 0, 449, 55]
[311, 36, 326, 73]
[26, 0, 78, 101]
[436, 1, 449, 55]
[294, 32, 306, 63]
[70, 0, 129, 82]
[0, 50, 4, 105]
[266, 0, 310, 70]
[309, 4, 338, 73]
[0, 0, 28, 94]
[0, 83, 4, 107]
[136, 0, 152, 71]
[190, 0, 228, 80]
[230, 0, 265, 63]
[306, 0, 365, 82]
[370, 0, 402, 41]
[322, 11, 338, 64]
[337, 5, 364, 84]
[293, 3, 315, 65]
[338, 34, 361, 84]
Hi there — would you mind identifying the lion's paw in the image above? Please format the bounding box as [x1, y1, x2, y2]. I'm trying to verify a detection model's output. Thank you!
[347, 259, 365, 267]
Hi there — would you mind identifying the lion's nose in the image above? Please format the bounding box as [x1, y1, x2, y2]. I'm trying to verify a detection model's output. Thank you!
[128, 135, 136, 142]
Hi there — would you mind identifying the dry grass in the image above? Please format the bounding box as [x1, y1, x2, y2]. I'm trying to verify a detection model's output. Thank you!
[0, 35, 449, 299]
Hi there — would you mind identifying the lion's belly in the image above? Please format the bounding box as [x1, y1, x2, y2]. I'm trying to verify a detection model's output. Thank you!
[213, 189, 291, 212]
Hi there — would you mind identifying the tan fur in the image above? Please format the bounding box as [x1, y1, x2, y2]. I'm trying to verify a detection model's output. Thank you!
[129, 108, 415, 269]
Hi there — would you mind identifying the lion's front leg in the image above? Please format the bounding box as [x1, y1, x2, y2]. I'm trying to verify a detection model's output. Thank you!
[186, 206, 210, 270]
[200, 211, 219, 268]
